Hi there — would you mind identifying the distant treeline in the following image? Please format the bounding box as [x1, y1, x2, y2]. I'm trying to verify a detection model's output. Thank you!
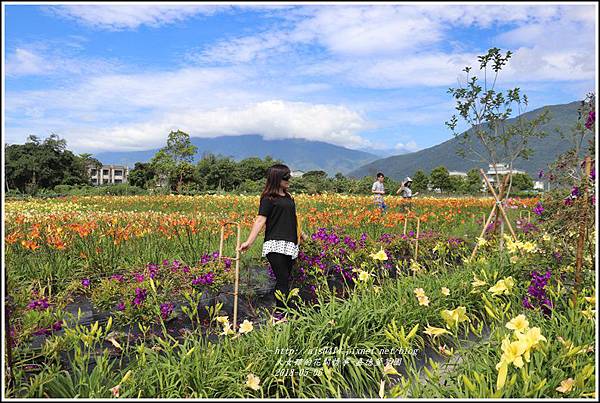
[5, 132, 537, 197]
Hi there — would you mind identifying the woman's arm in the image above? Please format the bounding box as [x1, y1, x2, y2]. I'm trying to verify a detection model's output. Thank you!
[238, 215, 267, 252]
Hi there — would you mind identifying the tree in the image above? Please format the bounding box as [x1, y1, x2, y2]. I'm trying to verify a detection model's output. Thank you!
[429, 166, 450, 192]
[149, 149, 175, 189]
[445, 47, 551, 198]
[412, 170, 429, 192]
[511, 173, 534, 191]
[164, 130, 198, 191]
[466, 168, 483, 193]
[128, 162, 155, 188]
[5, 134, 87, 193]
[448, 175, 466, 193]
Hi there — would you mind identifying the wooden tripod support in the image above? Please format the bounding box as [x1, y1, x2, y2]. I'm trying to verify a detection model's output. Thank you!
[218, 221, 241, 330]
[470, 171, 518, 260]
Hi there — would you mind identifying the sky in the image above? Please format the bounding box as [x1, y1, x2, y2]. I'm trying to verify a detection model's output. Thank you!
[3, 2, 597, 156]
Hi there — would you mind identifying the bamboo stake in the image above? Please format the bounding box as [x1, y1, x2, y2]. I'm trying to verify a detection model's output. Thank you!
[403, 216, 408, 235]
[414, 217, 421, 262]
[481, 170, 519, 242]
[527, 211, 531, 222]
[573, 156, 592, 305]
[470, 204, 497, 260]
[233, 223, 241, 330]
[218, 221, 242, 330]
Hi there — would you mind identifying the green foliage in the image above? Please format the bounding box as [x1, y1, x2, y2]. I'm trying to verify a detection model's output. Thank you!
[5, 134, 89, 193]
[412, 170, 429, 192]
[430, 166, 451, 192]
[510, 173, 534, 191]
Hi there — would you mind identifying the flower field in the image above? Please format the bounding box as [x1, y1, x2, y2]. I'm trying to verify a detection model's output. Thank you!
[3, 194, 596, 398]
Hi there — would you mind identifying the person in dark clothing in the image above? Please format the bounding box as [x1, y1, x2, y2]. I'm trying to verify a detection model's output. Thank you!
[238, 164, 306, 318]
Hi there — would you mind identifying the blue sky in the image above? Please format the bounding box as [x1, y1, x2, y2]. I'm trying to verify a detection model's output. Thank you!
[4, 3, 597, 155]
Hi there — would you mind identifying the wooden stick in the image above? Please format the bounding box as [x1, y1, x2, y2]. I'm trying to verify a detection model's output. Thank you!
[403, 216, 408, 235]
[414, 217, 421, 262]
[481, 170, 519, 242]
[233, 223, 241, 330]
[527, 211, 531, 222]
[470, 204, 497, 260]
[573, 156, 592, 305]
[218, 225, 225, 258]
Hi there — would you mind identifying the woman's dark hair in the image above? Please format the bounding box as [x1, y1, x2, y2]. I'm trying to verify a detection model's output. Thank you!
[261, 164, 291, 199]
[376, 172, 384, 178]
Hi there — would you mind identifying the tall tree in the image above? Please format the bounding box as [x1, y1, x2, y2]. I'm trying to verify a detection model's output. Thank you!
[429, 166, 450, 192]
[163, 130, 198, 191]
[412, 170, 429, 192]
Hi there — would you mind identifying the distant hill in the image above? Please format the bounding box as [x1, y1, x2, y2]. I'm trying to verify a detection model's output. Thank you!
[348, 101, 582, 179]
[93, 134, 381, 175]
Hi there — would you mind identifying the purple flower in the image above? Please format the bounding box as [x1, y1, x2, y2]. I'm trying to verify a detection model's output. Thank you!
[224, 258, 232, 270]
[571, 186, 580, 198]
[160, 303, 174, 320]
[183, 265, 190, 274]
[192, 272, 215, 286]
[134, 273, 145, 282]
[111, 274, 124, 282]
[133, 288, 147, 306]
[538, 169, 544, 179]
[116, 301, 126, 311]
[52, 321, 63, 331]
[585, 110, 595, 130]
[564, 196, 574, 206]
[162, 259, 170, 267]
[27, 298, 50, 311]
[81, 278, 90, 288]
[533, 202, 544, 216]
[522, 297, 534, 309]
[553, 251, 562, 263]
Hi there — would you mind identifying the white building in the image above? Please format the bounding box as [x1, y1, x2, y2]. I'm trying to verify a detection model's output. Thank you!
[448, 171, 468, 177]
[291, 170, 305, 178]
[88, 164, 129, 185]
[485, 163, 527, 185]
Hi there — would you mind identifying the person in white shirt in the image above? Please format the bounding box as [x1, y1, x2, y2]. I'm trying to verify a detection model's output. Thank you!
[396, 177, 419, 198]
[372, 172, 387, 213]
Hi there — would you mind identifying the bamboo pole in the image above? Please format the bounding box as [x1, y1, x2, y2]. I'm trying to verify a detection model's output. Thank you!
[403, 216, 408, 235]
[481, 170, 519, 242]
[414, 217, 421, 262]
[470, 204, 498, 260]
[573, 156, 592, 305]
[233, 223, 241, 330]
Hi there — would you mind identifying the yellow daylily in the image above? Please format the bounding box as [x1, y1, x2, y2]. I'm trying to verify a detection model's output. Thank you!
[499, 336, 528, 369]
[515, 326, 546, 350]
[413, 288, 426, 298]
[417, 295, 430, 306]
[358, 270, 371, 282]
[424, 325, 450, 339]
[476, 237, 488, 247]
[505, 315, 529, 333]
[441, 287, 450, 296]
[246, 373, 261, 390]
[370, 249, 388, 261]
[584, 296, 596, 304]
[488, 276, 515, 296]
[521, 241, 537, 253]
[239, 320, 254, 334]
[216, 315, 229, 324]
[441, 306, 469, 328]
[556, 378, 574, 394]
[471, 275, 486, 288]
[383, 362, 399, 375]
[221, 321, 235, 336]
[289, 288, 300, 298]
[409, 260, 423, 273]
[373, 286, 381, 294]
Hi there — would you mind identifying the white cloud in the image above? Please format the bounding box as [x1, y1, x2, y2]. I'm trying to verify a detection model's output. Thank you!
[33, 100, 371, 152]
[44, 4, 227, 30]
[5, 44, 123, 77]
[394, 141, 419, 153]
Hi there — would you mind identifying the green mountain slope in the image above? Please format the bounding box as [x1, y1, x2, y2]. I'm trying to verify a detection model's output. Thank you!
[348, 101, 581, 180]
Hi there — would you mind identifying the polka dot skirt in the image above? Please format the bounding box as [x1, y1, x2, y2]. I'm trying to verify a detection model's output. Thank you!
[262, 240, 299, 259]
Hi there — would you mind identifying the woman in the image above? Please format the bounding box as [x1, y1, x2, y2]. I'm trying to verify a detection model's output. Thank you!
[238, 164, 304, 316]
[396, 177, 419, 199]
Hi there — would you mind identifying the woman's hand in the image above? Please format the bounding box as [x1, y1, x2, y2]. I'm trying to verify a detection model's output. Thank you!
[238, 240, 252, 253]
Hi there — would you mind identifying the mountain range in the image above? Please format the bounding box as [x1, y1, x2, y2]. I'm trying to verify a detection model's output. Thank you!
[93, 135, 381, 175]
[348, 101, 582, 179]
[93, 101, 582, 179]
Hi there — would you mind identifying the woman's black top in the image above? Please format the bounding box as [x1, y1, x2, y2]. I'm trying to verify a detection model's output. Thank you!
[258, 194, 298, 244]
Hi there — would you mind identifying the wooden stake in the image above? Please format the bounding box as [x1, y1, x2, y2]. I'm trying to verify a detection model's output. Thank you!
[481, 170, 519, 242]
[403, 216, 408, 235]
[573, 156, 592, 305]
[414, 217, 421, 262]
[527, 211, 531, 222]
[470, 204, 497, 260]
[218, 221, 242, 331]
